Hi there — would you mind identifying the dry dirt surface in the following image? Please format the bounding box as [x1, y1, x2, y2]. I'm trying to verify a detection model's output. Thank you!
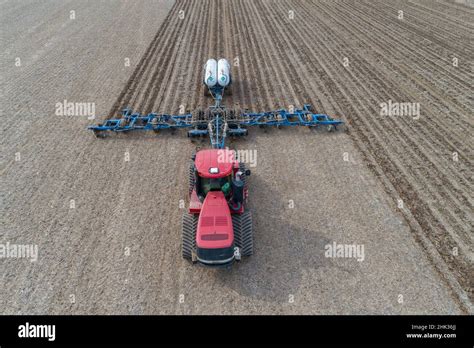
[1, 0, 472, 314]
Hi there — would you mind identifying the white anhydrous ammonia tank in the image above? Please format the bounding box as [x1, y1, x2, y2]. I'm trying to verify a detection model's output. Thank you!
[217, 59, 231, 87]
[204, 59, 218, 88]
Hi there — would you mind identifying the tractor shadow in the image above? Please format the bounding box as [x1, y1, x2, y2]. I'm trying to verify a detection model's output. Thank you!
[214, 174, 332, 303]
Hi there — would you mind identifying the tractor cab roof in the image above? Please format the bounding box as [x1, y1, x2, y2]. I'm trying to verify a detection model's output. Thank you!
[195, 149, 235, 178]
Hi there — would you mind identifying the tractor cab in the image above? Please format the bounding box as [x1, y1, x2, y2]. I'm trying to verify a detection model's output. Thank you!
[199, 176, 232, 198]
[194, 149, 236, 200]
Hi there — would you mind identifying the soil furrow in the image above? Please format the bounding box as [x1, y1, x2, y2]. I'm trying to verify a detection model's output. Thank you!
[106, 2, 182, 118]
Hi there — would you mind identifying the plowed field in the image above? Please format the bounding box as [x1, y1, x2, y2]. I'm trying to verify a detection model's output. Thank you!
[1, 0, 472, 314]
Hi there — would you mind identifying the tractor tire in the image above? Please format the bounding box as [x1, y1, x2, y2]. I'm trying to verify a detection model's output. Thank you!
[182, 213, 198, 260]
[189, 161, 195, 195]
[232, 210, 253, 257]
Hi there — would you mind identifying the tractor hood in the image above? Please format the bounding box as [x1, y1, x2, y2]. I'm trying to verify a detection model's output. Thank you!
[195, 149, 235, 178]
[196, 191, 233, 249]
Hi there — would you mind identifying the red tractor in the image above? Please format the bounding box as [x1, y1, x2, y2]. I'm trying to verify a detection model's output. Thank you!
[183, 149, 252, 267]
